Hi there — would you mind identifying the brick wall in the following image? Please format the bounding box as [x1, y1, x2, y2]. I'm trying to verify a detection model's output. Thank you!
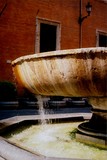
[0, 0, 107, 83]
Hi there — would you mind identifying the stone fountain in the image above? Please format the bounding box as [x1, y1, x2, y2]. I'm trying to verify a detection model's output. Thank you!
[12, 47, 107, 149]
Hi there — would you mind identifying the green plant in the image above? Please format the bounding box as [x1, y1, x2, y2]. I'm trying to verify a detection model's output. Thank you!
[69, 128, 78, 139]
[0, 81, 17, 101]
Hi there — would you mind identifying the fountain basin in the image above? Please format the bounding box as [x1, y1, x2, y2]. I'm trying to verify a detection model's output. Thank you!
[12, 47, 107, 149]
[12, 47, 107, 97]
[1, 114, 107, 160]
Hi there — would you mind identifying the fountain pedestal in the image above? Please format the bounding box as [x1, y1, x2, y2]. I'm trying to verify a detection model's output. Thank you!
[12, 47, 107, 149]
[76, 97, 107, 149]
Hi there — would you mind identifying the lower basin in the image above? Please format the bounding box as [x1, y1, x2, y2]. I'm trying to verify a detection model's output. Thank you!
[0, 114, 107, 160]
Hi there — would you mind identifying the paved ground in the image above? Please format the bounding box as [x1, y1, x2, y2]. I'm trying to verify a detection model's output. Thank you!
[0, 106, 91, 120]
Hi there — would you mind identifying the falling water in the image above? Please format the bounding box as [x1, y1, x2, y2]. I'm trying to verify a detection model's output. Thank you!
[36, 95, 51, 125]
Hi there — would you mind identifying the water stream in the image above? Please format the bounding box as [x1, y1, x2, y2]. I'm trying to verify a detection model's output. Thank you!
[36, 95, 47, 125]
[36, 95, 53, 125]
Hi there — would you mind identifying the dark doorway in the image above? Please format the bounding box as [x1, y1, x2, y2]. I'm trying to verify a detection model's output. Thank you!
[40, 23, 57, 52]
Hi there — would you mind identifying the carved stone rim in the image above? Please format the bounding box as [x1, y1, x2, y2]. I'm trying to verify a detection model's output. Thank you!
[12, 47, 107, 65]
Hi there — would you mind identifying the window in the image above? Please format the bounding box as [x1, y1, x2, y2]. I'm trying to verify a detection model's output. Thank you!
[40, 23, 57, 52]
[35, 18, 61, 53]
[99, 34, 107, 47]
[96, 31, 107, 47]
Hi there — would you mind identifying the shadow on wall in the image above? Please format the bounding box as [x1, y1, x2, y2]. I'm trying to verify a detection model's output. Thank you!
[0, 81, 37, 109]
[0, 81, 17, 101]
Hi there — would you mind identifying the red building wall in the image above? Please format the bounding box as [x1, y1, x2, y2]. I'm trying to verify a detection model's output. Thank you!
[0, 0, 107, 83]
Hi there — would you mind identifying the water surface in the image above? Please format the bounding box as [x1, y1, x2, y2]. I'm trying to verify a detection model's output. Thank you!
[5, 122, 107, 160]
